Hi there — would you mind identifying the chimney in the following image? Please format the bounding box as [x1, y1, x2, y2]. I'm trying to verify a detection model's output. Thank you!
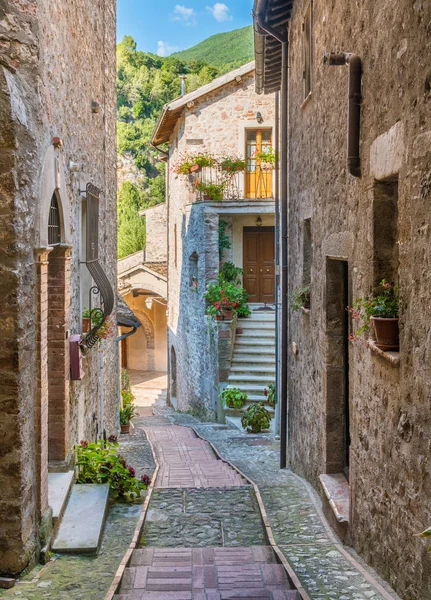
[179, 75, 187, 96]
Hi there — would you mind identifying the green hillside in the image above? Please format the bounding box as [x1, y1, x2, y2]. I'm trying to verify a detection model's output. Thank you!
[172, 26, 254, 72]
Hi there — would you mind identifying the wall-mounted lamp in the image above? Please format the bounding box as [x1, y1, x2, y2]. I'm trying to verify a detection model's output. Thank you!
[256, 111, 263, 124]
[256, 215, 263, 228]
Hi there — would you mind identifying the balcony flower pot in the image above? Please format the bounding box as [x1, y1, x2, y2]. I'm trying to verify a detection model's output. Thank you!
[371, 317, 399, 351]
[189, 164, 200, 173]
[120, 423, 130, 434]
[236, 327, 243, 334]
[215, 314, 223, 321]
[82, 317, 91, 333]
[222, 309, 234, 320]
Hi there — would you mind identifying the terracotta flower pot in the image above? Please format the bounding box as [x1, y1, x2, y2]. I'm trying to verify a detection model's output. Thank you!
[236, 327, 243, 334]
[215, 314, 223, 321]
[371, 317, 399, 351]
[120, 423, 130, 434]
[82, 317, 91, 333]
[189, 164, 201, 173]
[222, 309, 234, 320]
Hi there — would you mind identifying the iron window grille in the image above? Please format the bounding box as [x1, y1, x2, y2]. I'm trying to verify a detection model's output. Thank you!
[48, 193, 61, 245]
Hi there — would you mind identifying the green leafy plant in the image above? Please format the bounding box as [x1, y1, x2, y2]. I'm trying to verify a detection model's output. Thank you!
[264, 383, 276, 407]
[348, 280, 399, 341]
[220, 262, 243, 284]
[219, 220, 231, 261]
[290, 285, 311, 312]
[194, 180, 225, 201]
[204, 280, 245, 315]
[219, 155, 246, 173]
[120, 403, 138, 425]
[206, 305, 221, 318]
[220, 387, 248, 409]
[121, 369, 131, 392]
[75, 439, 148, 499]
[241, 402, 271, 433]
[253, 146, 276, 169]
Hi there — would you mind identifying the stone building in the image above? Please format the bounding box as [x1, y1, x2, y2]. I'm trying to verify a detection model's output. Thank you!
[152, 64, 277, 422]
[0, 0, 117, 577]
[253, 0, 431, 598]
[118, 203, 168, 375]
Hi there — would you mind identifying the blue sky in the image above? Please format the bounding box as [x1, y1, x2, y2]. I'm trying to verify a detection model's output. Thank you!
[117, 0, 254, 55]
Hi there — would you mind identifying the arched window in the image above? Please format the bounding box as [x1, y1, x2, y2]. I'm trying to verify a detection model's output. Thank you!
[48, 193, 61, 245]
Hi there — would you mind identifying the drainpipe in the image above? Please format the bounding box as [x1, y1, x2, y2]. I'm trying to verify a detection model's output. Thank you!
[323, 52, 362, 178]
[254, 5, 289, 468]
[274, 91, 280, 434]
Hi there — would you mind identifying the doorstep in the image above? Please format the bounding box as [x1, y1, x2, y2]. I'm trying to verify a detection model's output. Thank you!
[319, 473, 351, 545]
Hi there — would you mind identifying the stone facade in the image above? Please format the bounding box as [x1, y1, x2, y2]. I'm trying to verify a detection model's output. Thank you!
[258, 1, 431, 598]
[0, 0, 117, 576]
[161, 68, 275, 416]
[143, 203, 167, 263]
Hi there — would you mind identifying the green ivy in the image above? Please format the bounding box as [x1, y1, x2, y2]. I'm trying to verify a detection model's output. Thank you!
[219, 220, 231, 261]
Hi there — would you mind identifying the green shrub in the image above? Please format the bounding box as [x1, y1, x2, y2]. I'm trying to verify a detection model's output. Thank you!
[75, 440, 148, 499]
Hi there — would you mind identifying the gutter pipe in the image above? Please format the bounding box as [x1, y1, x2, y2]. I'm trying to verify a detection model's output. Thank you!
[254, 2, 289, 468]
[274, 91, 280, 434]
[323, 52, 362, 177]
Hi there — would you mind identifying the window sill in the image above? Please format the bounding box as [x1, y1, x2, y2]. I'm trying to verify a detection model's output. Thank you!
[368, 340, 400, 366]
[301, 92, 313, 110]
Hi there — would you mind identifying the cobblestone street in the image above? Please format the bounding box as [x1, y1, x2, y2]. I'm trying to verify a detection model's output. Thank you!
[0, 410, 402, 600]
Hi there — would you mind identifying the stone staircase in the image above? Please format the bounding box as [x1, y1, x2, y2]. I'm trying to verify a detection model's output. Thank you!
[225, 309, 276, 432]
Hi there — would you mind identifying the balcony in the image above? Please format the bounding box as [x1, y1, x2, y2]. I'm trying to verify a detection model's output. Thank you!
[190, 166, 273, 202]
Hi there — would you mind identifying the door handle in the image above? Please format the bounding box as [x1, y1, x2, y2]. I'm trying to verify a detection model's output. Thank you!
[266, 269, 270, 273]
[260, 269, 263, 273]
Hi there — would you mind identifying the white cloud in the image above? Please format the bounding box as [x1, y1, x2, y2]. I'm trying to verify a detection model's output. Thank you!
[206, 3, 233, 22]
[157, 40, 179, 57]
[171, 4, 197, 25]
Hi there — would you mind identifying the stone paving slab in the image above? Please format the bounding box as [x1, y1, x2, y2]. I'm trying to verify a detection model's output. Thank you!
[52, 484, 110, 554]
[141, 488, 267, 548]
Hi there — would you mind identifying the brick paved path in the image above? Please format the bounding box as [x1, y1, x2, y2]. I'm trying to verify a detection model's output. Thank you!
[114, 422, 299, 599]
[146, 426, 247, 488]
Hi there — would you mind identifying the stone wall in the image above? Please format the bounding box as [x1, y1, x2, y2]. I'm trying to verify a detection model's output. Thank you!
[167, 71, 275, 415]
[284, 1, 431, 597]
[144, 203, 167, 263]
[0, 0, 117, 576]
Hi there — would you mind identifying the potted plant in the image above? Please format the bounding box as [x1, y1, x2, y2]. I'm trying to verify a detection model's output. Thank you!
[204, 280, 245, 320]
[264, 383, 276, 408]
[172, 151, 216, 175]
[120, 389, 138, 434]
[349, 280, 399, 350]
[290, 284, 311, 312]
[241, 402, 272, 433]
[253, 146, 276, 170]
[219, 155, 247, 173]
[82, 308, 91, 333]
[219, 387, 248, 410]
[207, 305, 223, 321]
[194, 181, 225, 201]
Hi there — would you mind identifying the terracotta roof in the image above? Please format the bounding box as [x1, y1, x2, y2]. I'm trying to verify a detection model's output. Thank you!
[144, 262, 168, 277]
[152, 61, 256, 146]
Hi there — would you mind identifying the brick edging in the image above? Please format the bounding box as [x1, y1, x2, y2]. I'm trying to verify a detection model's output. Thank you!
[104, 432, 160, 600]
[189, 426, 311, 600]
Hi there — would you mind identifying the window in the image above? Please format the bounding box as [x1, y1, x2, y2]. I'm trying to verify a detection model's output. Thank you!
[245, 129, 273, 199]
[302, 2, 312, 100]
[48, 193, 61, 245]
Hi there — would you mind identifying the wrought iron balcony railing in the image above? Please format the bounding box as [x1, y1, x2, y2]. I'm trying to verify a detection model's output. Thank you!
[189, 167, 273, 202]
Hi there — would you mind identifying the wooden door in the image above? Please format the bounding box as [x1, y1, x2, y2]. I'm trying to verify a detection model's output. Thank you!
[245, 129, 273, 199]
[243, 227, 275, 303]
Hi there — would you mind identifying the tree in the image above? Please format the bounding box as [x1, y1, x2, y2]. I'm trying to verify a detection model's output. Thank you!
[117, 182, 146, 259]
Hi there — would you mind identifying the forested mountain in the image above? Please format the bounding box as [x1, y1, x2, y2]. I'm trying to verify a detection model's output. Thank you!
[116, 32, 253, 258]
[172, 26, 254, 71]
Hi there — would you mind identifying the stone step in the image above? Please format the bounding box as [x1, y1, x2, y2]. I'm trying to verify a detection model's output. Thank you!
[232, 356, 276, 365]
[52, 484, 110, 554]
[228, 374, 275, 384]
[226, 383, 271, 394]
[237, 321, 275, 330]
[240, 330, 275, 338]
[230, 365, 276, 376]
[48, 471, 74, 524]
[235, 339, 276, 347]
